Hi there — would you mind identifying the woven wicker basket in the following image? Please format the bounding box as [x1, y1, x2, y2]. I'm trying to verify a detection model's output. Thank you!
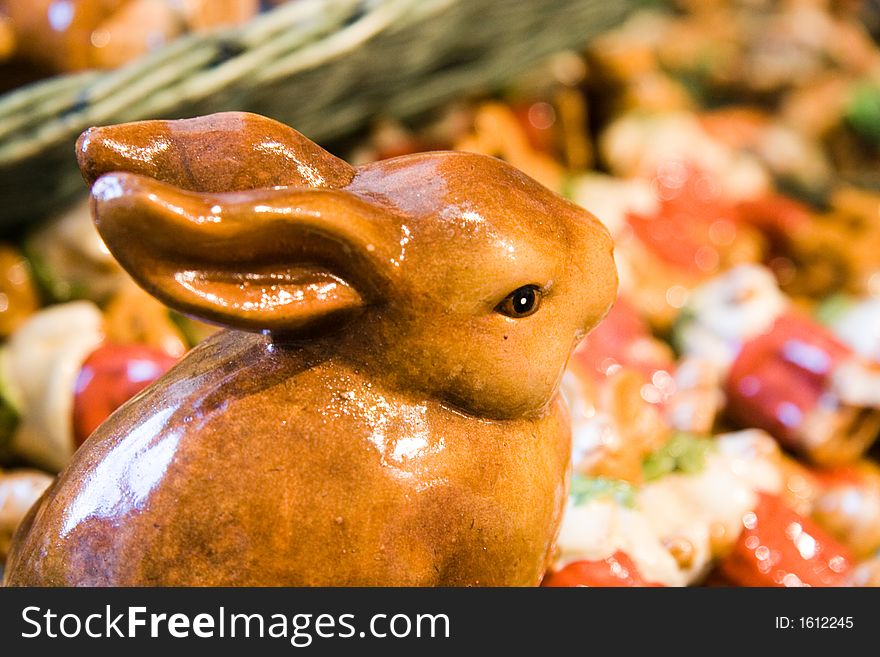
[0, 0, 634, 232]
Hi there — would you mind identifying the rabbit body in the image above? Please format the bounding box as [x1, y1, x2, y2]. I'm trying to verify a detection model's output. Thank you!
[6, 329, 570, 585]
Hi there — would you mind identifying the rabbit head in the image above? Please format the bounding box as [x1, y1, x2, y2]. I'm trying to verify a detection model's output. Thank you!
[78, 112, 617, 420]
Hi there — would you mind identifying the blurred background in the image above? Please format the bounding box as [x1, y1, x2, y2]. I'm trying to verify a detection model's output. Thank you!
[1, 0, 880, 587]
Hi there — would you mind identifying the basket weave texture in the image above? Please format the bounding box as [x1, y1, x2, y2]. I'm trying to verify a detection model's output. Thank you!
[0, 0, 633, 231]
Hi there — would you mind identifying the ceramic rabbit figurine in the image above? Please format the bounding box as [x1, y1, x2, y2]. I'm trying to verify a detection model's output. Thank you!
[5, 112, 616, 586]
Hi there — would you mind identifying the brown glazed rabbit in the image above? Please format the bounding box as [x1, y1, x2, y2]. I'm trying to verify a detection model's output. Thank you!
[5, 112, 616, 586]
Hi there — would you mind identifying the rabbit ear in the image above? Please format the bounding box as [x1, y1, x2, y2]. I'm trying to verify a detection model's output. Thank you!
[76, 112, 355, 192]
[90, 172, 398, 335]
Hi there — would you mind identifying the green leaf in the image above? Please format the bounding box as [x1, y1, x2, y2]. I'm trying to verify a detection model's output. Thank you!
[560, 173, 578, 202]
[846, 83, 880, 145]
[570, 475, 636, 508]
[669, 307, 697, 357]
[642, 433, 712, 482]
[0, 361, 21, 464]
[814, 294, 853, 327]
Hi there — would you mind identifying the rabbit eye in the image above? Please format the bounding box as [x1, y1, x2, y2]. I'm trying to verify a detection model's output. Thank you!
[496, 285, 542, 318]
